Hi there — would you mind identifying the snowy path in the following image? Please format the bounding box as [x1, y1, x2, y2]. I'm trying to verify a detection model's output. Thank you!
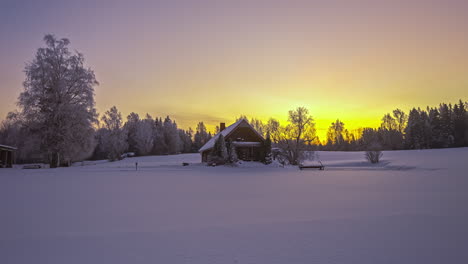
[1, 149, 467, 263]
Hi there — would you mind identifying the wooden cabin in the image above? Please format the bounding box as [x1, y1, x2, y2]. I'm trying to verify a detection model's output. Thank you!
[199, 119, 266, 162]
[0, 144, 16, 168]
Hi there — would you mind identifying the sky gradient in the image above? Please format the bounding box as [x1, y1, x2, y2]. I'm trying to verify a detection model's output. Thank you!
[1, 0, 467, 140]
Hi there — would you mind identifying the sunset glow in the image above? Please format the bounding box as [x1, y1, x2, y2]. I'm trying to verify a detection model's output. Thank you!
[1, 0, 467, 140]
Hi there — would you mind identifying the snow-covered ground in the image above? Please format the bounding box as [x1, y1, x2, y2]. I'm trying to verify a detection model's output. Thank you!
[1, 148, 468, 264]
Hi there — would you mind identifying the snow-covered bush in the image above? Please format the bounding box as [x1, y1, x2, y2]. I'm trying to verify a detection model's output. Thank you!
[276, 153, 289, 167]
[263, 134, 272, 164]
[298, 151, 315, 165]
[365, 150, 382, 164]
[208, 134, 228, 165]
[365, 143, 383, 164]
[226, 139, 238, 165]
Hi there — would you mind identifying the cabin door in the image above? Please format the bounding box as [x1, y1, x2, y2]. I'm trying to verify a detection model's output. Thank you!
[237, 147, 252, 161]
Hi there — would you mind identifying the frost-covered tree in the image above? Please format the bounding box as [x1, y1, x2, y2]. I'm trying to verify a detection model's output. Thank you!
[464, 102, 468, 146]
[179, 128, 194, 153]
[392, 109, 407, 134]
[18, 34, 98, 167]
[123, 113, 155, 156]
[0, 111, 43, 163]
[234, 116, 266, 137]
[360, 128, 379, 149]
[266, 118, 281, 143]
[151, 117, 167, 155]
[236, 115, 249, 122]
[377, 112, 404, 150]
[124, 112, 141, 153]
[163, 116, 180, 154]
[0, 112, 24, 152]
[225, 138, 238, 164]
[327, 119, 346, 146]
[381, 113, 397, 131]
[405, 108, 431, 149]
[263, 133, 272, 164]
[134, 115, 154, 155]
[324, 119, 357, 151]
[249, 118, 265, 137]
[193, 122, 210, 151]
[438, 103, 454, 147]
[99, 106, 128, 161]
[453, 100, 468, 147]
[277, 107, 316, 165]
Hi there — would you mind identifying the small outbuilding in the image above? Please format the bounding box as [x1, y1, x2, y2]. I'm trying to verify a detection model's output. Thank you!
[199, 119, 266, 162]
[0, 144, 16, 168]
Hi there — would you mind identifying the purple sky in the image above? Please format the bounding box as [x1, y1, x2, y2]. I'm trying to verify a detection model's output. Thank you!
[1, 0, 468, 138]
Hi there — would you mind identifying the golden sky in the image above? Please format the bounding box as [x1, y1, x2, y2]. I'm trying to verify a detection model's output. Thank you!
[1, 0, 467, 140]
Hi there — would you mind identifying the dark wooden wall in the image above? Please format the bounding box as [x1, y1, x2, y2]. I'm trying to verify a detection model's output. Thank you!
[226, 127, 264, 143]
[0, 149, 14, 168]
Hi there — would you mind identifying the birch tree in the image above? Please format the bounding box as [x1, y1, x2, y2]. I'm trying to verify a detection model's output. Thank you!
[18, 35, 98, 167]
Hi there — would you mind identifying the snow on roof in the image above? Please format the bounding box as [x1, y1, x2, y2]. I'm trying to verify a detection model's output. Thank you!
[232, 141, 262, 147]
[0, 144, 17, 150]
[198, 119, 264, 153]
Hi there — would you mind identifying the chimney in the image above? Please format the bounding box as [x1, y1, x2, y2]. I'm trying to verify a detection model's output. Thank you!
[220, 122, 226, 132]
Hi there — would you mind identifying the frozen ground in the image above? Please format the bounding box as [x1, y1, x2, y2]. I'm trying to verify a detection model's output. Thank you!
[1, 148, 468, 264]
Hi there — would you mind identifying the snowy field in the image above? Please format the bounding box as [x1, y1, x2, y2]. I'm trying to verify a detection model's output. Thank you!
[1, 148, 468, 264]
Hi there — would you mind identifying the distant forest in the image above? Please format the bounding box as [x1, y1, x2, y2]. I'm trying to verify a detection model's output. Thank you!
[1, 35, 467, 166]
[233, 100, 468, 153]
[317, 100, 468, 151]
[2, 96, 466, 166]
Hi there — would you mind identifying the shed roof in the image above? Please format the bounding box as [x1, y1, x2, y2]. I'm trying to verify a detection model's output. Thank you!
[0, 144, 17, 151]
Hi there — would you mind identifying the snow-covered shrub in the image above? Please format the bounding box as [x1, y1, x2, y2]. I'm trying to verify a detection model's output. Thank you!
[271, 147, 290, 167]
[208, 134, 228, 165]
[298, 151, 315, 165]
[276, 153, 288, 167]
[263, 134, 272, 164]
[226, 139, 238, 165]
[365, 143, 383, 164]
[365, 150, 382, 164]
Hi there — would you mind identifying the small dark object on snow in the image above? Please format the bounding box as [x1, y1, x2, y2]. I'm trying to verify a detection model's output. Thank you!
[182, 162, 189, 166]
[23, 164, 42, 169]
[299, 161, 324, 170]
[299, 165, 324, 170]
[135, 162, 138, 171]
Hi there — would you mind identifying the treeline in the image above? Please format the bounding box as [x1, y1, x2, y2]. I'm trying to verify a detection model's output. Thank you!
[320, 101, 468, 151]
[0, 105, 213, 164]
[91, 106, 212, 161]
[241, 101, 468, 152]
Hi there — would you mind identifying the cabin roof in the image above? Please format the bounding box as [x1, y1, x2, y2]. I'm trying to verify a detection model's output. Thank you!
[198, 119, 264, 153]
